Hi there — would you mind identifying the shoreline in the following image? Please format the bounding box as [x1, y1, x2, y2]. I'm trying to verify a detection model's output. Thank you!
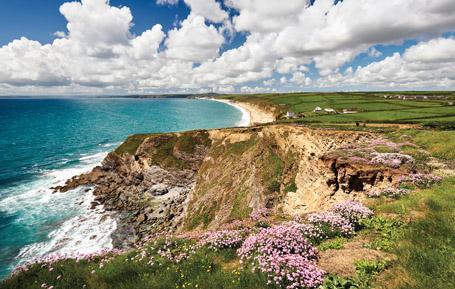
[201, 97, 276, 126]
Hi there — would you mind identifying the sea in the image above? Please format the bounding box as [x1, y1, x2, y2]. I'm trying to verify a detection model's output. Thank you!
[0, 97, 246, 279]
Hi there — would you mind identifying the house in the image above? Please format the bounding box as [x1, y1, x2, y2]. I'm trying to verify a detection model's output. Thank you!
[313, 106, 322, 113]
[285, 111, 297, 119]
[324, 108, 337, 114]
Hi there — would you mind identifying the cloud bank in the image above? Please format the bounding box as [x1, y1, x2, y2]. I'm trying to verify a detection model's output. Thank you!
[1, 0, 455, 95]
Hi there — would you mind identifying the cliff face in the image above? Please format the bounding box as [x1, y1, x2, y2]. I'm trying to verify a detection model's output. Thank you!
[61, 125, 407, 246]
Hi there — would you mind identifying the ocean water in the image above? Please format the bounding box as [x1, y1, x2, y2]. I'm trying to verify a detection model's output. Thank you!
[0, 98, 244, 279]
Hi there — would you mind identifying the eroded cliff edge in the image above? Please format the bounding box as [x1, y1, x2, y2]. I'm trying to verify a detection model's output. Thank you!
[59, 124, 407, 246]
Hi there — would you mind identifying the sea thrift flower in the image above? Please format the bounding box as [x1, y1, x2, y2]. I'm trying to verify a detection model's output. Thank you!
[238, 224, 322, 289]
[331, 201, 373, 225]
[398, 173, 442, 188]
[285, 222, 326, 244]
[380, 187, 411, 199]
[250, 208, 269, 221]
[307, 212, 354, 237]
[262, 254, 325, 289]
[238, 224, 318, 262]
[347, 156, 369, 164]
[369, 153, 414, 168]
[365, 189, 382, 198]
[200, 229, 247, 250]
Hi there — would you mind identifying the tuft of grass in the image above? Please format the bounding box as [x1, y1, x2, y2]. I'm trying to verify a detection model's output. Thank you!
[322, 259, 390, 289]
[317, 238, 348, 251]
[284, 180, 297, 193]
[230, 188, 252, 220]
[361, 217, 403, 251]
[373, 178, 455, 289]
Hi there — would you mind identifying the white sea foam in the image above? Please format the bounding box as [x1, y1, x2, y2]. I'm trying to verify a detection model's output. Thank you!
[0, 151, 115, 272]
[17, 188, 116, 261]
[98, 142, 120, 148]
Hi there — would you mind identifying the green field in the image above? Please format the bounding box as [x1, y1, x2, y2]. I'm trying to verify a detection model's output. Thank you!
[222, 92, 455, 126]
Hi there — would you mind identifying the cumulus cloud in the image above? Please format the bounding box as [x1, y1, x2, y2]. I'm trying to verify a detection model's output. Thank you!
[318, 37, 455, 89]
[165, 13, 224, 62]
[1, 0, 455, 95]
[183, 0, 228, 23]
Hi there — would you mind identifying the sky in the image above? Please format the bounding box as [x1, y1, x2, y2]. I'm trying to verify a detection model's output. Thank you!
[0, 0, 455, 96]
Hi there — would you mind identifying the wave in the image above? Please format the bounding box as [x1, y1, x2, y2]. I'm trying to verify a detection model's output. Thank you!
[98, 142, 120, 148]
[0, 150, 115, 275]
[17, 188, 116, 262]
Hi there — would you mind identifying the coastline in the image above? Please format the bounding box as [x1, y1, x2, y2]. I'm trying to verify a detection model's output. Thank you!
[202, 98, 276, 126]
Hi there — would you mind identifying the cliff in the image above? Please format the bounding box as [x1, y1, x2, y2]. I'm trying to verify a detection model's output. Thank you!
[59, 124, 408, 246]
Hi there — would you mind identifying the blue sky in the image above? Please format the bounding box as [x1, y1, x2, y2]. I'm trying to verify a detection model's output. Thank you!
[0, 0, 454, 95]
[0, 1, 184, 45]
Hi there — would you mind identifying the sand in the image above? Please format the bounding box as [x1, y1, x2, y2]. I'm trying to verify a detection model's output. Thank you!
[208, 98, 276, 126]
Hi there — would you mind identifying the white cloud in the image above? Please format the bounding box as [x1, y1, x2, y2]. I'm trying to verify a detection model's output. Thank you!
[53, 31, 67, 38]
[1, 0, 455, 95]
[290, 72, 312, 86]
[368, 47, 382, 58]
[165, 13, 224, 62]
[183, 0, 228, 23]
[318, 37, 455, 89]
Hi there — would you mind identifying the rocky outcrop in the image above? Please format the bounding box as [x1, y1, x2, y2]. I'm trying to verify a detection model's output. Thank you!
[59, 124, 410, 246]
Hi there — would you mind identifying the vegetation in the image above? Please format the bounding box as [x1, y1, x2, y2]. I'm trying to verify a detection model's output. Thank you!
[222, 92, 455, 127]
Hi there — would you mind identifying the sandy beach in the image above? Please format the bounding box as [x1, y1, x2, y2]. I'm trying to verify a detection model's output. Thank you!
[207, 98, 276, 126]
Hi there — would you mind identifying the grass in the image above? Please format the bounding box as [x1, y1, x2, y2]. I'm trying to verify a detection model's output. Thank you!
[222, 92, 455, 127]
[322, 260, 390, 289]
[115, 134, 151, 155]
[368, 129, 455, 289]
[386, 129, 455, 161]
[372, 177, 455, 289]
[1, 246, 274, 289]
[318, 238, 348, 251]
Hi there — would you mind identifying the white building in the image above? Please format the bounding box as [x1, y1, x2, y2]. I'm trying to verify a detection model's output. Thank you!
[324, 108, 337, 114]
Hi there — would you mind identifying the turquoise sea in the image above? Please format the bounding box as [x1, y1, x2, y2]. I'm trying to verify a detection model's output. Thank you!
[0, 98, 243, 279]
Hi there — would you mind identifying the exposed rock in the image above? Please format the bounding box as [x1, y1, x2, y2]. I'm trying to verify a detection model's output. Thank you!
[60, 125, 409, 247]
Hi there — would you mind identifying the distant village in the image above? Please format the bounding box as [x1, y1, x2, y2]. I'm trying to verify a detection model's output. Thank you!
[284, 107, 358, 119]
